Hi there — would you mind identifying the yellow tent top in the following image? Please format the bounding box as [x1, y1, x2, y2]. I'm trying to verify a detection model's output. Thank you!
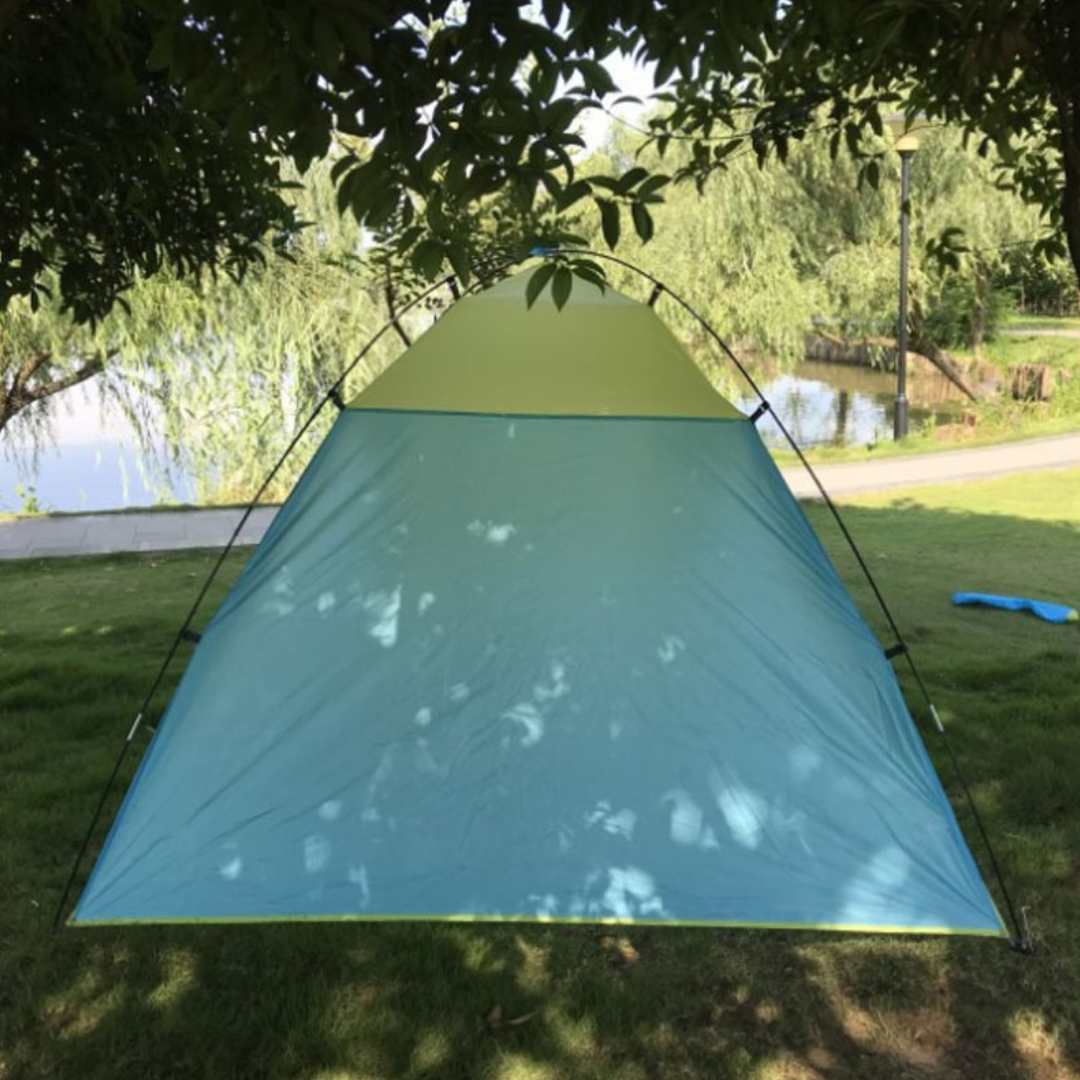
[348, 268, 743, 419]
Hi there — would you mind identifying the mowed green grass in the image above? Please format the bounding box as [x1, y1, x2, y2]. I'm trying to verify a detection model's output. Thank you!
[1004, 314, 1080, 332]
[2, 470, 1080, 1080]
[955, 333, 1080, 372]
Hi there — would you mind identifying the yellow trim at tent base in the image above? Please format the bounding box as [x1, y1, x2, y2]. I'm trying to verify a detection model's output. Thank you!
[71, 912, 1007, 937]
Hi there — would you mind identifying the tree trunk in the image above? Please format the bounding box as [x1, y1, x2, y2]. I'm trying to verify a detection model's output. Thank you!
[907, 334, 983, 402]
[1049, 0, 1080, 289]
[1063, 166, 1080, 293]
[909, 301, 983, 402]
[833, 389, 850, 446]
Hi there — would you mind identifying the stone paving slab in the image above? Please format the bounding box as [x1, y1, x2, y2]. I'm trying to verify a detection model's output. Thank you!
[1, 433, 1078, 560]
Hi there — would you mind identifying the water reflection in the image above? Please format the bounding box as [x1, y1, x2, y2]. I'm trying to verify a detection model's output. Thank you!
[741, 360, 965, 450]
[2, 360, 966, 512]
[0, 385, 191, 513]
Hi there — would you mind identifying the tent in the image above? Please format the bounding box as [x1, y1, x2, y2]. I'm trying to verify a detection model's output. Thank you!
[70, 269, 1006, 937]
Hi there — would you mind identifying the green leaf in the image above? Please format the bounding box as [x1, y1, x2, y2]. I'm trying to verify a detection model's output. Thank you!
[577, 59, 618, 95]
[530, 61, 559, 102]
[654, 50, 677, 88]
[571, 260, 607, 291]
[541, 0, 561, 27]
[556, 179, 591, 211]
[311, 14, 340, 72]
[637, 174, 670, 198]
[446, 241, 471, 285]
[631, 202, 654, 243]
[525, 262, 557, 308]
[366, 186, 400, 228]
[330, 154, 357, 184]
[146, 28, 176, 72]
[585, 175, 619, 192]
[335, 167, 365, 215]
[551, 265, 573, 310]
[615, 167, 649, 195]
[596, 198, 620, 250]
[411, 240, 445, 280]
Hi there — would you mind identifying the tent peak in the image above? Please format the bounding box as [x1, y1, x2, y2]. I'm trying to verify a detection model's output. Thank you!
[347, 267, 743, 419]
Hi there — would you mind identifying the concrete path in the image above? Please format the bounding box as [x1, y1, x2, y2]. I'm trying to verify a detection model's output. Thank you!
[2, 432, 1079, 560]
[781, 430, 1080, 499]
[0, 506, 278, 561]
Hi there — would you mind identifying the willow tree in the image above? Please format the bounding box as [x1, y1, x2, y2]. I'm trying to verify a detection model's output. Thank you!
[577, 120, 1045, 398]
[1, 161, 403, 503]
[780, 127, 1044, 353]
[581, 124, 823, 374]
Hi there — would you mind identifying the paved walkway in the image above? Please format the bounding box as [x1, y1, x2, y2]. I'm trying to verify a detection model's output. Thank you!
[0, 506, 278, 561]
[2, 432, 1079, 560]
[782, 430, 1080, 499]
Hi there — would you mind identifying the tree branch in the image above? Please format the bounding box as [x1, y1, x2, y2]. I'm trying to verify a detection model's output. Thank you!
[13, 348, 54, 392]
[0, 349, 113, 433]
[909, 301, 983, 402]
[25, 352, 109, 402]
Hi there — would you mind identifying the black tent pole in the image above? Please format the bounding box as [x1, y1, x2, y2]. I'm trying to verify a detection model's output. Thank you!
[539, 248, 1029, 952]
[53, 271, 474, 929]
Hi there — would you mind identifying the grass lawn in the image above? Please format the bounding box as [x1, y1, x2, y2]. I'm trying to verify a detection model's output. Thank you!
[2, 470, 1080, 1079]
[1004, 314, 1080, 332]
[954, 334, 1080, 372]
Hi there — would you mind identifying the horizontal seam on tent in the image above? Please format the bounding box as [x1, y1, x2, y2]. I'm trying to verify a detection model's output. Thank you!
[343, 406, 749, 424]
[69, 914, 1007, 936]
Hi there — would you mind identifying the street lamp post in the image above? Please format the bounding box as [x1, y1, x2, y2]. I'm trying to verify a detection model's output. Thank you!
[892, 128, 920, 440]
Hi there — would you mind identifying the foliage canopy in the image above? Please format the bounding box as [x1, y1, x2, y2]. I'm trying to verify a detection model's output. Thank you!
[1, 0, 1078, 322]
[0, 0, 297, 322]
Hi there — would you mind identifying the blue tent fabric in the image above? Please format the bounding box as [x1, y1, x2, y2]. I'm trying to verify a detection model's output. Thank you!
[73, 411, 1003, 934]
[953, 591, 1078, 625]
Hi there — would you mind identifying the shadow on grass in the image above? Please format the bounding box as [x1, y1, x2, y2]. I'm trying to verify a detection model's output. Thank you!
[2, 502, 1079, 1080]
[11, 921, 1075, 1080]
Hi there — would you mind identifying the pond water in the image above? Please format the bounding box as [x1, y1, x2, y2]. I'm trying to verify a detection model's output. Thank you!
[0, 393, 194, 514]
[738, 359, 965, 451]
[0, 360, 965, 513]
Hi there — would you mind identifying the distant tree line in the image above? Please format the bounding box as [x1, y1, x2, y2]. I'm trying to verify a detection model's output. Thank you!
[3, 119, 1066, 504]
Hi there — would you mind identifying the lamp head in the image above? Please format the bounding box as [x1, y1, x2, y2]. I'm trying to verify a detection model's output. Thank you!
[883, 113, 921, 154]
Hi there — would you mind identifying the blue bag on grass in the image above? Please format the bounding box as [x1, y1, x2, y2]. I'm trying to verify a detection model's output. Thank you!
[953, 592, 1078, 625]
